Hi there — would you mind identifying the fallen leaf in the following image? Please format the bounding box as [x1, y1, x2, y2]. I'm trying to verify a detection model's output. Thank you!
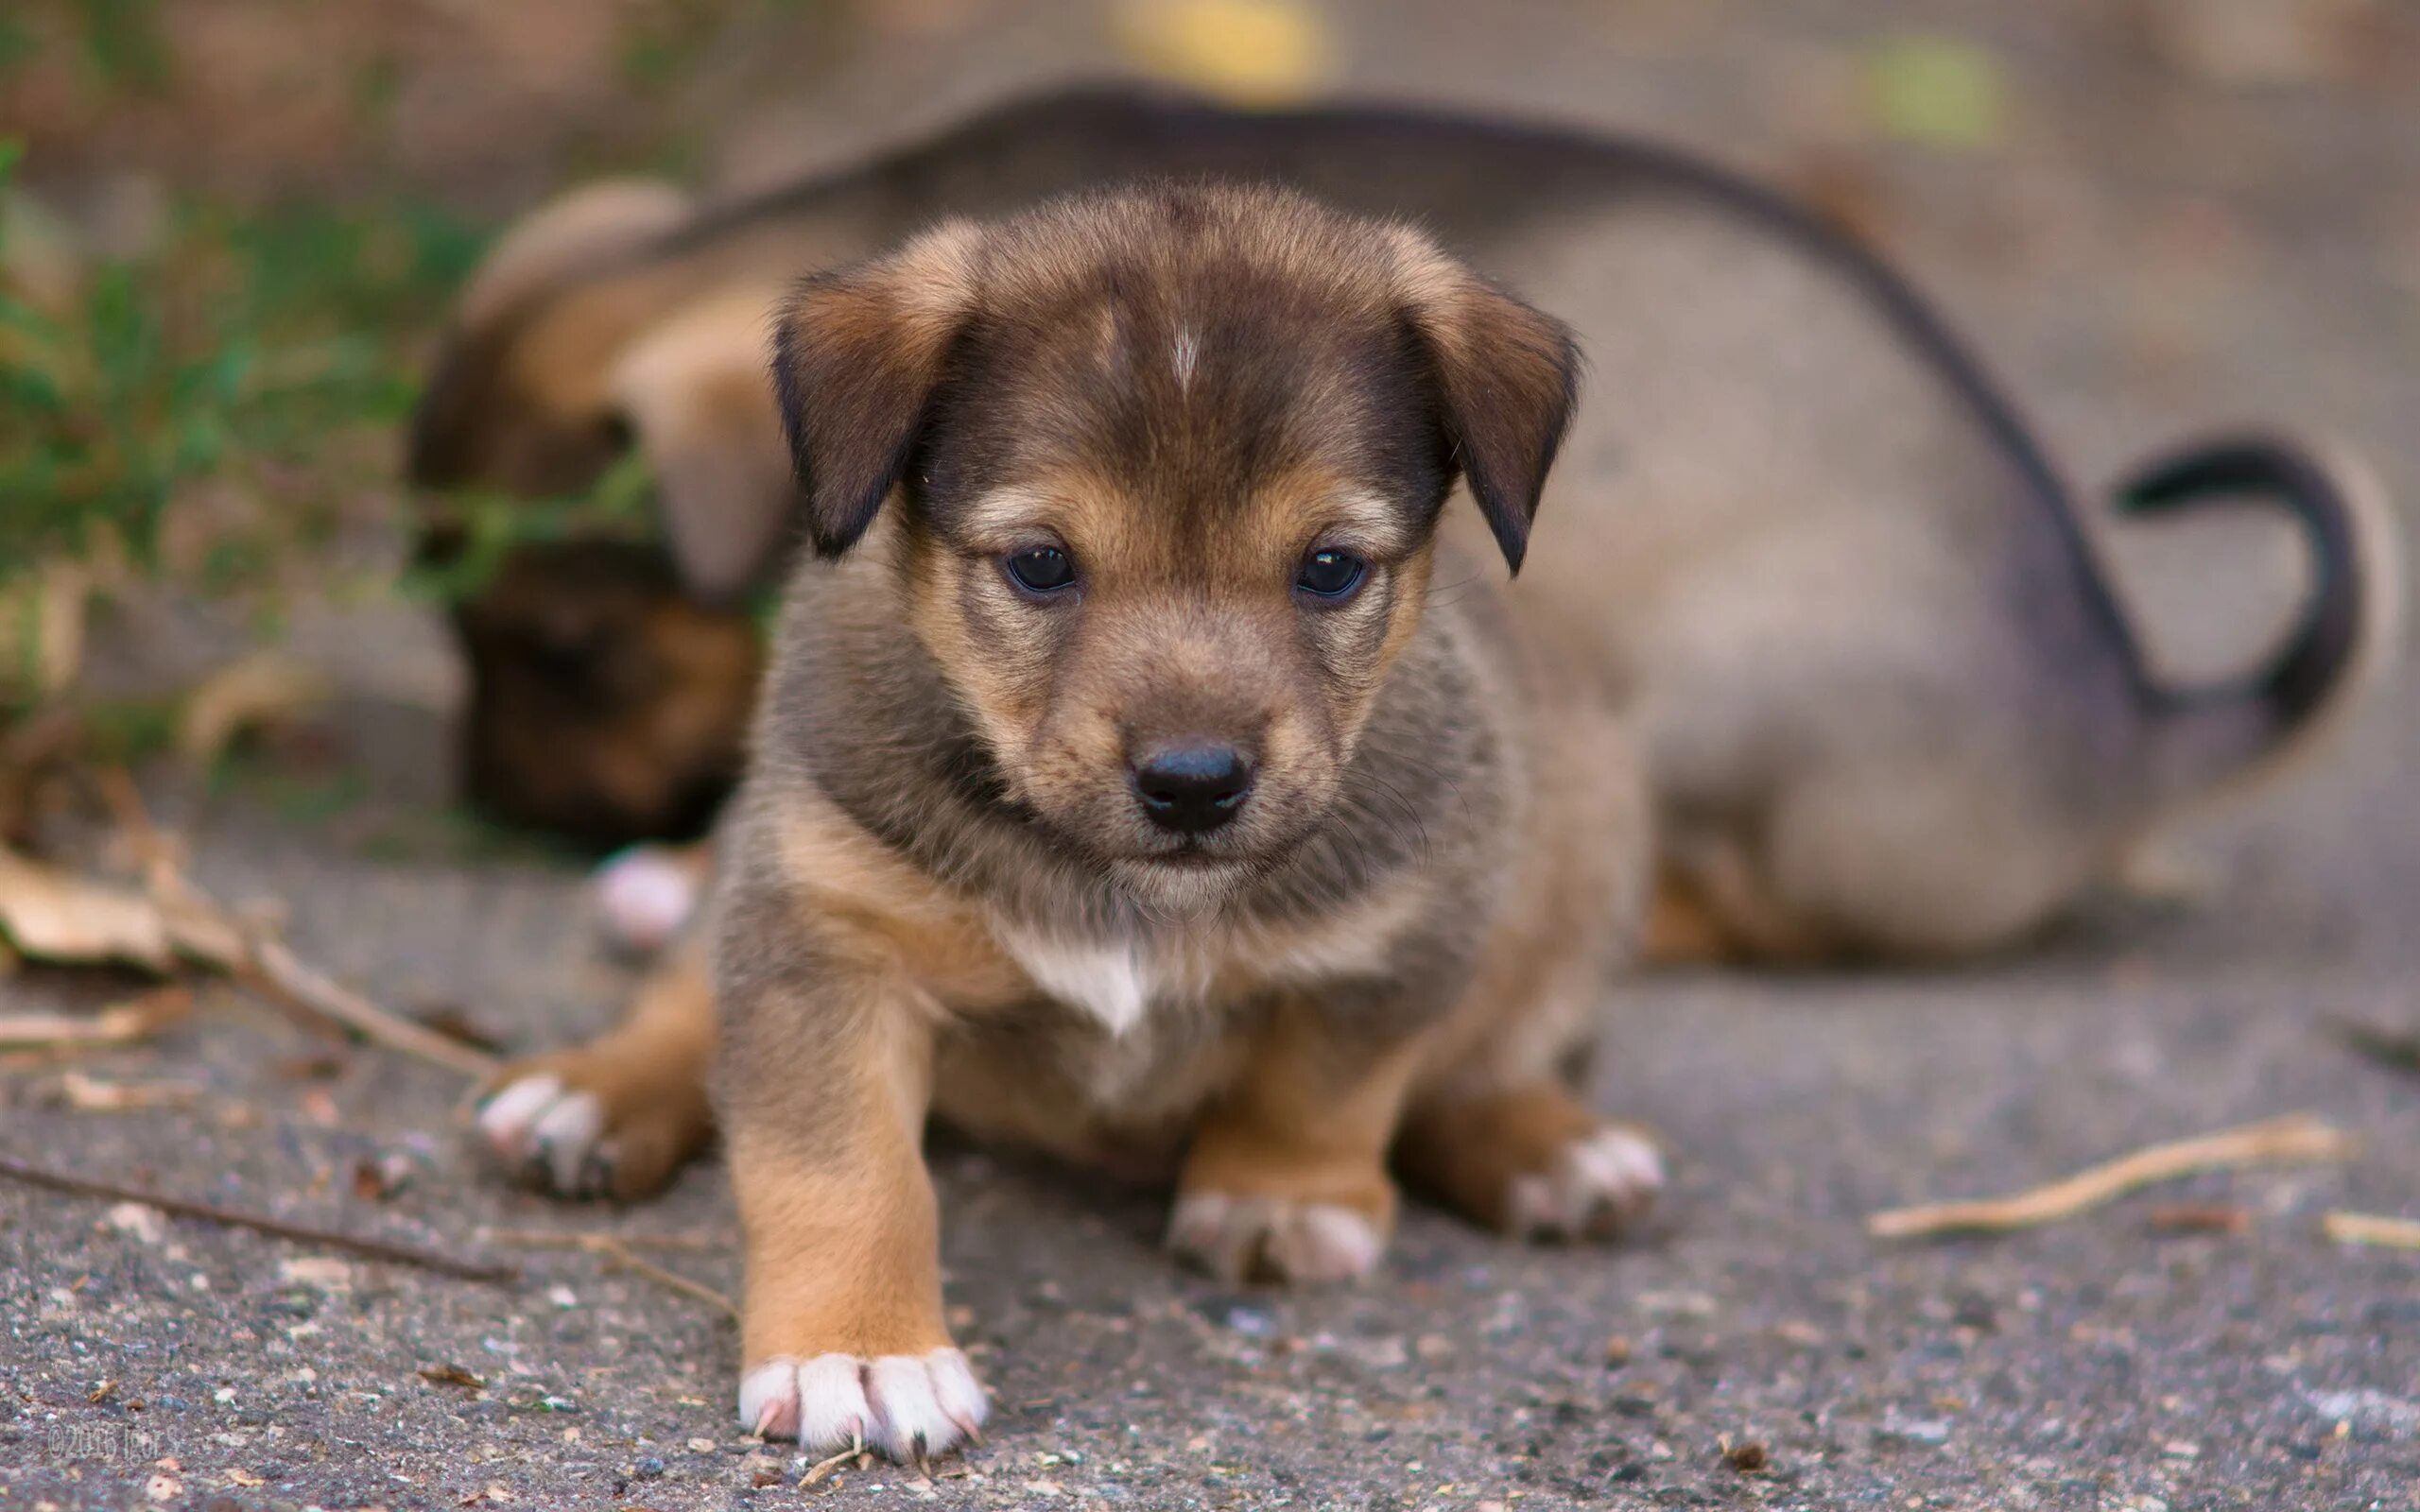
[177, 651, 330, 767]
[0, 847, 176, 970]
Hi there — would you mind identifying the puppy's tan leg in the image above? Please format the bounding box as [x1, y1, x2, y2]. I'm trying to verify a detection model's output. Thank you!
[476, 938, 717, 1201]
[1168, 1001, 1428, 1284]
[1396, 1085, 1663, 1241]
[722, 964, 983, 1461]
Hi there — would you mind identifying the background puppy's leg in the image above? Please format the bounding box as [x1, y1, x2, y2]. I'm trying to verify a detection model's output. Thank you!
[1169, 1000, 1431, 1285]
[1637, 861, 1744, 967]
[476, 937, 717, 1201]
[721, 963, 983, 1462]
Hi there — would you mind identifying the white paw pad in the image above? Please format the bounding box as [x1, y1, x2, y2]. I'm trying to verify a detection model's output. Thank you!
[1167, 1191, 1384, 1283]
[739, 1349, 987, 1461]
[475, 1074, 611, 1196]
[592, 844, 707, 955]
[1506, 1125, 1665, 1240]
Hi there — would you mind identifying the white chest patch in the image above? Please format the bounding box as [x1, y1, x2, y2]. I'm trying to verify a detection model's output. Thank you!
[998, 930, 1167, 1037]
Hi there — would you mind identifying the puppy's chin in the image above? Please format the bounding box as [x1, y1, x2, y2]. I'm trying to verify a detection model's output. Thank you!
[1106, 854, 1258, 919]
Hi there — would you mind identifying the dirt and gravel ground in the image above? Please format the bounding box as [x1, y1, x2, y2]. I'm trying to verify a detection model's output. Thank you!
[6, 2, 2419, 1508]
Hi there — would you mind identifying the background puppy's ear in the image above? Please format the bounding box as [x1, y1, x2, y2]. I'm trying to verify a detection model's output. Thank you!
[609, 289, 797, 602]
[1394, 241, 1581, 575]
[410, 180, 693, 490]
[769, 220, 982, 559]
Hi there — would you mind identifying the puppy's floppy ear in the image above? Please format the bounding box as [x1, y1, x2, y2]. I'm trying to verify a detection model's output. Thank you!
[769, 219, 983, 558]
[1392, 234, 1581, 575]
[608, 288, 797, 602]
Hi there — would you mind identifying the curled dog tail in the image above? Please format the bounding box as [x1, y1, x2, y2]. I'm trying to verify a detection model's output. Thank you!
[2119, 433, 2402, 812]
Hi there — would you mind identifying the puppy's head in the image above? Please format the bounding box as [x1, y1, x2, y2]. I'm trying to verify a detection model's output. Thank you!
[772, 183, 1577, 902]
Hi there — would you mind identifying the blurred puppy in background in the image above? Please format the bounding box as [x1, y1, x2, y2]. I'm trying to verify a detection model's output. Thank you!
[410, 87, 2396, 967]
[485, 182, 1663, 1458]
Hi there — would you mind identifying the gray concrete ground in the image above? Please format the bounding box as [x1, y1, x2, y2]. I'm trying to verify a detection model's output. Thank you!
[6, 3, 2420, 1508]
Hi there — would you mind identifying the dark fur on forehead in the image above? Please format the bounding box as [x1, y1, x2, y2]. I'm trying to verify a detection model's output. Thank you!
[769, 181, 1580, 566]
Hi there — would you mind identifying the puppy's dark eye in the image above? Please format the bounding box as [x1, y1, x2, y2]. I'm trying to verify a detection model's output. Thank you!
[1294, 548, 1368, 602]
[1003, 545, 1078, 597]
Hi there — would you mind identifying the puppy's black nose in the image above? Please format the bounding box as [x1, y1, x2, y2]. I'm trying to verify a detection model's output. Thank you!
[1131, 741, 1256, 833]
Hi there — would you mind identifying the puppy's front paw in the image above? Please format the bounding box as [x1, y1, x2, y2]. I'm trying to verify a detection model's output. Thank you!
[475, 1054, 709, 1201]
[740, 1349, 987, 1462]
[1167, 1191, 1387, 1284]
[1503, 1125, 1665, 1242]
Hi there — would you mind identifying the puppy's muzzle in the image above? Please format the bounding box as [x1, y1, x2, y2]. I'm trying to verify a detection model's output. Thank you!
[1130, 739, 1257, 834]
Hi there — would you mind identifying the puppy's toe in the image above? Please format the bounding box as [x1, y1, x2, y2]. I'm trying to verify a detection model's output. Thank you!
[1504, 1125, 1664, 1242]
[740, 1349, 987, 1462]
[1167, 1192, 1385, 1284]
[474, 1058, 705, 1202]
[476, 1074, 612, 1197]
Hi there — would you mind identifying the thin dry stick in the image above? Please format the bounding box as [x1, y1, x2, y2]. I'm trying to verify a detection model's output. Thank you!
[95, 767, 498, 1081]
[2321, 1211, 2420, 1251]
[0, 986, 191, 1052]
[486, 1229, 736, 1320]
[1869, 1114, 2356, 1240]
[800, 1444, 871, 1486]
[481, 1227, 717, 1252]
[0, 1153, 516, 1282]
[241, 936, 498, 1080]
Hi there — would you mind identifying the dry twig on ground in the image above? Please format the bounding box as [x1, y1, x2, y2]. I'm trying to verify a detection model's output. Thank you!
[0, 985, 192, 1061]
[1868, 1114, 2356, 1239]
[483, 1228, 737, 1320]
[2321, 1211, 2420, 1250]
[0, 1153, 516, 1281]
[0, 768, 506, 1081]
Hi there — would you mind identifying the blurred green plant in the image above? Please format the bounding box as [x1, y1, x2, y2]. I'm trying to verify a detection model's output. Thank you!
[78, 0, 171, 92]
[0, 141, 486, 591]
[1864, 34, 2005, 151]
[400, 453, 664, 606]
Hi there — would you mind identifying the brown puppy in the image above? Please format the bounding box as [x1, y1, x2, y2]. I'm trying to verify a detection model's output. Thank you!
[486, 182, 1664, 1458]
[413, 87, 2398, 958]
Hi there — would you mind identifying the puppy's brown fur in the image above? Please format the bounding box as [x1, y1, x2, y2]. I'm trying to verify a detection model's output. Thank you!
[414, 87, 2399, 954]
[479, 184, 1663, 1457]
